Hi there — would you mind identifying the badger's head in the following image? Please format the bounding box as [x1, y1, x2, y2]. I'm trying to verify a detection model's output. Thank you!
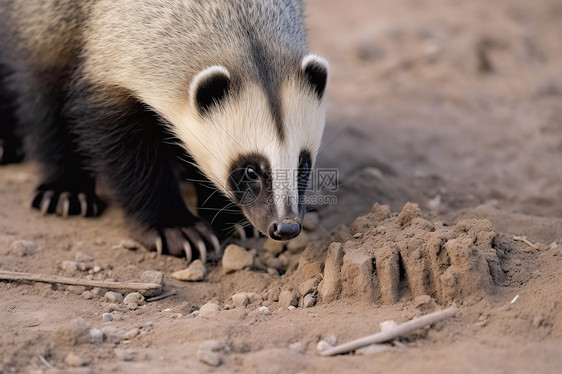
[171, 54, 329, 240]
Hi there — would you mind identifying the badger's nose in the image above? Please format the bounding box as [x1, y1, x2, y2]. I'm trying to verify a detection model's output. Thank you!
[268, 221, 302, 241]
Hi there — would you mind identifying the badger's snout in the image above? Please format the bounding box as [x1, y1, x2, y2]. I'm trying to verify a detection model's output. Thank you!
[268, 219, 302, 240]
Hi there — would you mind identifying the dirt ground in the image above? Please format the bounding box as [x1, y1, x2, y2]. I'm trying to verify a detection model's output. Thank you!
[2, 0, 562, 373]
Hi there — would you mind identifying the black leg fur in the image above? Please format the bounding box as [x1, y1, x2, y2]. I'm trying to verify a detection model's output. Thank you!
[66, 78, 219, 260]
[5, 67, 102, 217]
[0, 63, 24, 164]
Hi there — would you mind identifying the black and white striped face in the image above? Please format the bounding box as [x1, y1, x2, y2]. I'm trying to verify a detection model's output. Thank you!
[173, 54, 329, 240]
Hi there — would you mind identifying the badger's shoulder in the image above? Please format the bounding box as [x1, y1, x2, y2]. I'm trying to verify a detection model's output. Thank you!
[0, 0, 93, 71]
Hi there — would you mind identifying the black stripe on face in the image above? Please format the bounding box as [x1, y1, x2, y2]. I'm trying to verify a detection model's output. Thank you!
[249, 39, 285, 143]
[227, 153, 277, 233]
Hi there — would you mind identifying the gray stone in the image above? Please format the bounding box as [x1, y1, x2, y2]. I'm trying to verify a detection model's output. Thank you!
[90, 329, 103, 345]
[75, 252, 94, 263]
[123, 292, 144, 306]
[101, 326, 125, 344]
[102, 313, 113, 322]
[9, 240, 36, 257]
[231, 293, 249, 307]
[104, 291, 123, 304]
[141, 270, 164, 285]
[196, 350, 221, 367]
[199, 302, 220, 318]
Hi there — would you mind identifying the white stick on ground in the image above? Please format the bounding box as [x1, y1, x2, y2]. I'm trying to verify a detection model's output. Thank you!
[0, 269, 162, 293]
[513, 236, 538, 250]
[319, 307, 458, 357]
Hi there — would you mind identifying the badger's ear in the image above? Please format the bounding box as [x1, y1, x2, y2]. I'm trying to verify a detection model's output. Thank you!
[190, 66, 231, 115]
[301, 54, 329, 99]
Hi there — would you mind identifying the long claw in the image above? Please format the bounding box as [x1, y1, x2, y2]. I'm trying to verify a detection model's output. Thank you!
[92, 201, 98, 217]
[155, 236, 163, 257]
[210, 235, 221, 256]
[253, 227, 259, 238]
[31, 191, 42, 209]
[183, 241, 193, 264]
[0, 144, 4, 163]
[62, 197, 70, 218]
[78, 193, 88, 217]
[40, 192, 53, 215]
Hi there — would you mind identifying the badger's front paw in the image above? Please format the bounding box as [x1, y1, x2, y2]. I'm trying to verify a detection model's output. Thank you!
[136, 221, 221, 263]
[31, 188, 104, 217]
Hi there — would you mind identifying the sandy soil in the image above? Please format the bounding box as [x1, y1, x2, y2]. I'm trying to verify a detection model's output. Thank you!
[2, 0, 562, 373]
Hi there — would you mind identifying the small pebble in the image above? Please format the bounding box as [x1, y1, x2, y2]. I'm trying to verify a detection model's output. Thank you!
[75, 252, 94, 263]
[231, 293, 249, 307]
[196, 350, 222, 367]
[317, 340, 333, 352]
[123, 292, 144, 306]
[199, 340, 222, 352]
[104, 291, 124, 304]
[289, 342, 304, 353]
[65, 352, 87, 367]
[288, 305, 296, 311]
[197, 340, 222, 367]
[124, 328, 140, 340]
[171, 260, 207, 281]
[90, 329, 103, 345]
[115, 349, 136, 361]
[92, 265, 102, 273]
[222, 244, 253, 273]
[81, 291, 94, 300]
[51, 317, 91, 346]
[105, 303, 120, 313]
[67, 286, 87, 295]
[141, 270, 164, 285]
[325, 334, 338, 346]
[258, 306, 270, 315]
[353, 233, 363, 239]
[302, 293, 316, 308]
[299, 279, 318, 296]
[379, 320, 398, 332]
[9, 240, 36, 257]
[101, 326, 125, 344]
[279, 290, 298, 308]
[102, 313, 113, 322]
[61, 261, 79, 274]
[199, 302, 221, 318]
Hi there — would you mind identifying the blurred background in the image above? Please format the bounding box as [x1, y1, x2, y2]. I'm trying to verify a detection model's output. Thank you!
[304, 0, 562, 229]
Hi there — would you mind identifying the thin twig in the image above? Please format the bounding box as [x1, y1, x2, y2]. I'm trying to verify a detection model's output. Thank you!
[146, 291, 177, 302]
[37, 354, 54, 369]
[0, 269, 161, 293]
[320, 308, 458, 356]
[513, 236, 538, 250]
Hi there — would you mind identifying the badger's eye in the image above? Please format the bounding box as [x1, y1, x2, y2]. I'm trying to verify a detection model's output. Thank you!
[245, 166, 259, 181]
[299, 161, 310, 179]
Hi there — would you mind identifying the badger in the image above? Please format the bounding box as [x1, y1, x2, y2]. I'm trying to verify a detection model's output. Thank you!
[0, 0, 329, 262]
